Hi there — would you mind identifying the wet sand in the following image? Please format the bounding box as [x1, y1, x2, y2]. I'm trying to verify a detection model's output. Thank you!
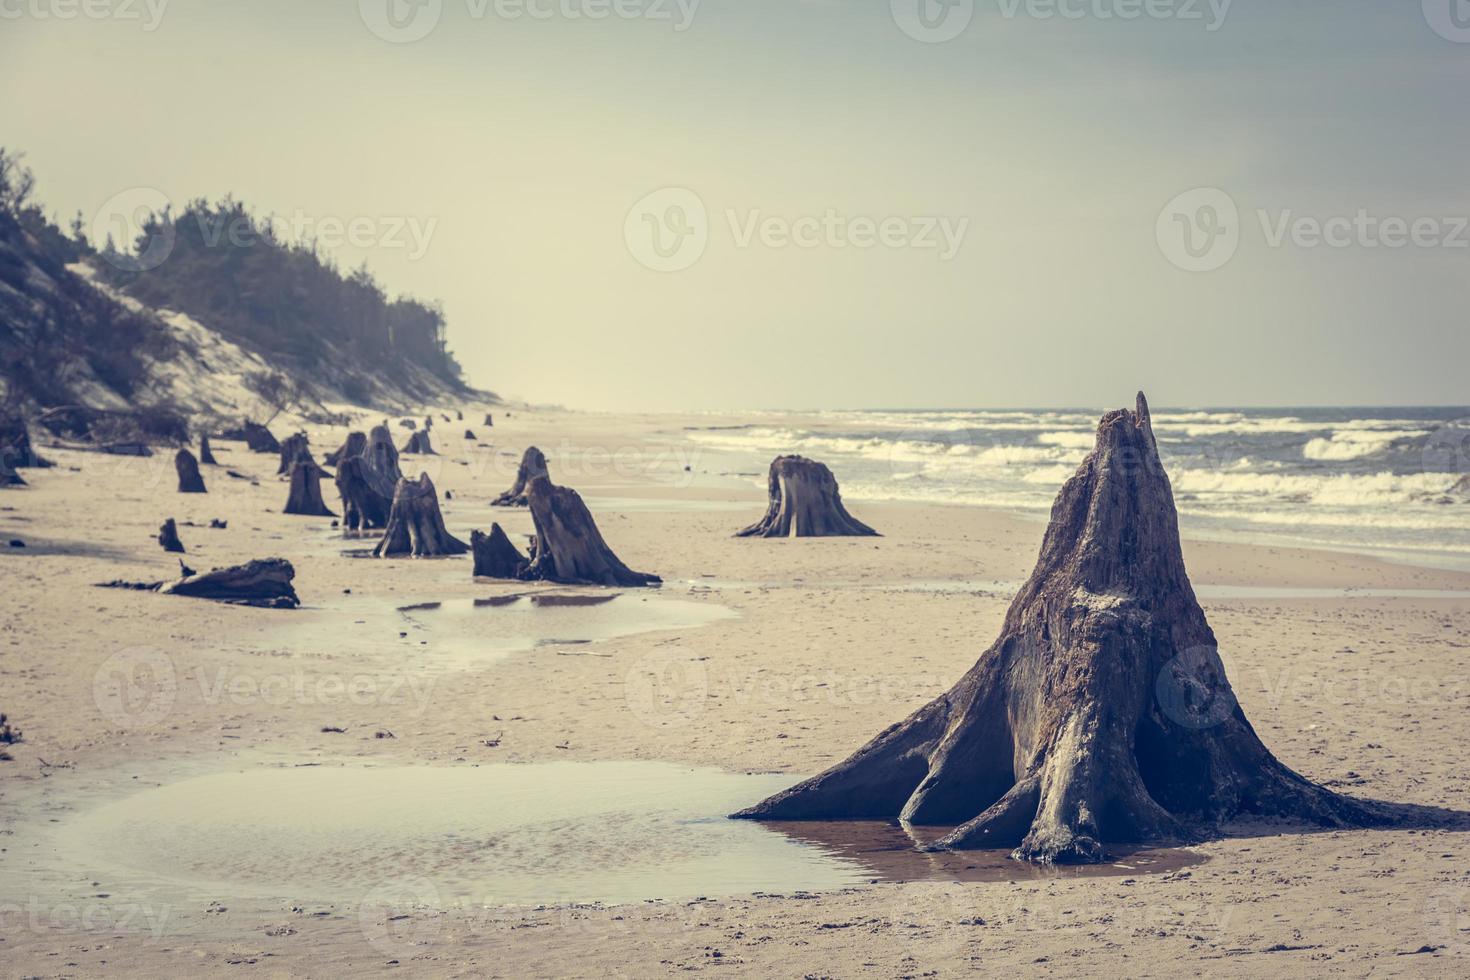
[1, 407, 1468, 976]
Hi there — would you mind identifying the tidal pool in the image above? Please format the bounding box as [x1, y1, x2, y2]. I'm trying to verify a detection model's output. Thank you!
[54, 761, 1204, 908]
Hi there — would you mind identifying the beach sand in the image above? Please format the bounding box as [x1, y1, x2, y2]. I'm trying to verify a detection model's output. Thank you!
[1, 408, 1467, 977]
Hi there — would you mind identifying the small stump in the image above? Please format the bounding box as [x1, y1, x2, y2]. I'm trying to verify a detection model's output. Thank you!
[736, 455, 877, 538]
[285, 460, 336, 517]
[402, 430, 437, 455]
[199, 434, 218, 465]
[373, 473, 468, 558]
[492, 447, 548, 507]
[176, 449, 207, 494]
[158, 518, 185, 553]
[471, 524, 528, 579]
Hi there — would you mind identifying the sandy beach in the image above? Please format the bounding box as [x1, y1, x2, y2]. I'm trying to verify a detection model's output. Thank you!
[0, 406, 1466, 977]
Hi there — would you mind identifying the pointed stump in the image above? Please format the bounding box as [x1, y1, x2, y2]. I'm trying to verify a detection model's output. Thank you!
[736, 456, 878, 538]
[402, 430, 437, 455]
[521, 476, 659, 587]
[199, 434, 218, 465]
[285, 461, 336, 517]
[278, 432, 312, 475]
[492, 447, 548, 507]
[176, 449, 207, 493]
[733, 393, 1385, 863]
[471, 524, 528, 579]
[326, 431, 367, 467]
[373, 473, 468, 558]
[158, 518, 185, 553]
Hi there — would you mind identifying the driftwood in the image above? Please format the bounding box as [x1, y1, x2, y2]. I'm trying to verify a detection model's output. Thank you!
[372, 473, 468, 558]
[199, 434, 218, 465]
[1, 417, 50, 469]
[284, 460, 336, 517]
[737, 456, 877, 538]
[520, 476, 659, 587]
[402, 430, 436, 455]
[99, 558, 300, 609]
[492, 447, 548, 507]
[158, 518, 185, 553]
[734, 394, 1385, 863]
[278, 432, 312, 475]
[471, 523, 528, 579]
[325, 431, 367, 467]
[176, 449, 207, 493]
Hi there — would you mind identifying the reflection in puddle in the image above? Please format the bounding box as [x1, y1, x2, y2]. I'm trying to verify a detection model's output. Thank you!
[54, 762, 1203, 908]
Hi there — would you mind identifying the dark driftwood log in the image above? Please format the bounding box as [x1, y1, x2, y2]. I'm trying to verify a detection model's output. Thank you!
[471, 523, 528, 579]
[199, 434, 218, 465]
[99, 558, 299, 609]
[736, 456, 877, 538]
[1, 417, 50, 469]
[158, 518, 185, 553]
[492, 447, 549, 507]
[734, 394, 1385, 863]
[176, 449, 207, 493]
[284, 460, 336, 517]
[521, 476, 659, 587]
[325, 431, 367, 467]
[373, 473, 468, 558]
[278, 432, 312, 475]
[402, 430, 436, 455]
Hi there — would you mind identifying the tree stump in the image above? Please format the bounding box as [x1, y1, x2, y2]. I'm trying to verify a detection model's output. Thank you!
[464, 430, 478, 441]
[0, 456, 23, 487]
[402, 430, 437, 455]
[199, 434, 218, 465]
[1, 416, 50, 470]
[366, 424, 403, 487]
[278, 432, 312, 475]
[158, 518, 185, 553]
[520, 476, 659, 587]
[471, 523, 528, 579]
[335, 457, 391, 531]
[492, 447, 549, 507]
[457, 410, 464, 421]
[485, 414, 494, 427]
[373, 473, 469, 558]
[325, 431, 367, 467]
[736, 456, 877, 538]
[734, 393, 1385, 863]
[242, 421, 280, 453]
[285, 460, 336, 517]
[176, 449, 207, 493]
[424, 415, 433, 431]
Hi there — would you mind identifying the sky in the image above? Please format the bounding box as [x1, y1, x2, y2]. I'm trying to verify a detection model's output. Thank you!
[2, 0, 1468, 410]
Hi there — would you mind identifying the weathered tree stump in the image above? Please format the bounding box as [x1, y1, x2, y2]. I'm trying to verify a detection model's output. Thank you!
[278, 432, 312, 475]
[366, 424, 403, 487]
[336, 457, 390, 531]
[492, 447, 549, 507]
[520, 476, 659, 587]
[99, 558, 299, 609]
[158, 518, 185, 553]
[325, 431, 367, 467]
[1, 416, 51, 470]
[284, 460, 336, 517]
[736, 456, 877, 538]
[471, 523, 528, 579]
[734, 394, 1385, 863]
[199, 434, 218, 465]
[484, 414, 494, 427]
[424, 415, 434, 430]
[402, 430, 436, 455]
[176, 449, 207, 493]
[0, 456, 23, 487]
[242, 421, 280, 453]
[373, 473, 469, 558]
[457, 410, 464, 421]
[464, 430, 478, 441]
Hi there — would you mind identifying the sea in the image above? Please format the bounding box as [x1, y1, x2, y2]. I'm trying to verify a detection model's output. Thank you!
[685, 407, 1470, 571]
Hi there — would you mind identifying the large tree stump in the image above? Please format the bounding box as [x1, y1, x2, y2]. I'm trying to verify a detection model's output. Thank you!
[1, 416, 51, 470]
[176, 449, 207, 493]
[372, 473, 468, 558]
[520, 476, 659, 587]
[492, 447, 549, 507]
[336, 457, 391, 531]
[99, 558, 299, 609]
[734, 393, 1385, 863]
[736, 456, 877, 538]
[284, 460, 336, 517]
[158, 518, 185, 553]
[402, 430, 436, 455]
[325, 431, 367, 467]
[199, 434, 218, 465]
[278, 432, 312, 475]
[471, 523, 528, 579]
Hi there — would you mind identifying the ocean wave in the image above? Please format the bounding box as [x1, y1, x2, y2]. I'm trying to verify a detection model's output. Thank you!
[1302, 428, 1428, 462]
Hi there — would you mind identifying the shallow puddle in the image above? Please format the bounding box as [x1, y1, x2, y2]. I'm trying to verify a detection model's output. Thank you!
[53, 762, 1204, 908]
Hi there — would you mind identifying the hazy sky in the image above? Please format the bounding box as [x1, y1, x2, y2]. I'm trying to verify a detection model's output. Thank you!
[3, 0, 1467, 410]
